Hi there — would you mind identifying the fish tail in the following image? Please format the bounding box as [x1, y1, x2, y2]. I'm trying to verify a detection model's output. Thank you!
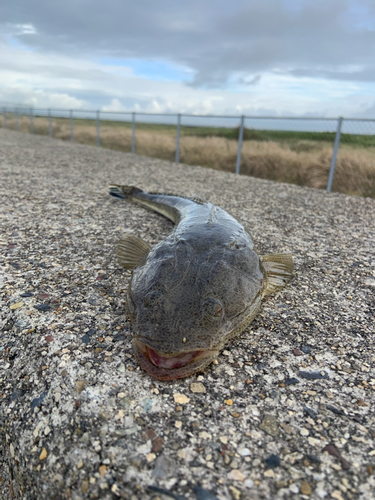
[109, 185, 144, 199]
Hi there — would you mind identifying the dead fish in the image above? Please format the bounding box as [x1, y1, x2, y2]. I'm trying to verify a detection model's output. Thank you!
[110, 185, 293, 381]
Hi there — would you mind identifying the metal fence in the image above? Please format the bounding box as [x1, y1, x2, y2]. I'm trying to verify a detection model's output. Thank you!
[1, 104, 374, 193]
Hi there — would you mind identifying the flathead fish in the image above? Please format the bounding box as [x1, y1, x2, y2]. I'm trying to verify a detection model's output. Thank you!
[110, 185, 293, 380]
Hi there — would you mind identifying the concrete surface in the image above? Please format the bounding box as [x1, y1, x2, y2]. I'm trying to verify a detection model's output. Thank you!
[1, 129, 375, 500]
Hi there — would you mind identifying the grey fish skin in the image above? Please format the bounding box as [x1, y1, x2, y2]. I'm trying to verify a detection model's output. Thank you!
[110, 185, 293, 381]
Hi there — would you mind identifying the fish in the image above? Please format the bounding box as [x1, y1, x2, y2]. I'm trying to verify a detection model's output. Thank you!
[109, 185, 293, 381]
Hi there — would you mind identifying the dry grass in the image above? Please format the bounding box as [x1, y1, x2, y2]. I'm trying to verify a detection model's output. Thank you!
[2, 115, 375, 197]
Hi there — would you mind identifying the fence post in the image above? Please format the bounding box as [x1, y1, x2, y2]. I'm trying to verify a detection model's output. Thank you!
[326, 117, 343, 192]
[16, 108, 20, 132]
[131, 112, 136, 153]
[30, 108, 34, 134]
[96, 110, 100, 146]
[48, 109, 52, 137]
[235, 115, 245, 175]
[3, 107, 6, 129]
[70, 109, 74, 142]
[175, 113, 181, 163]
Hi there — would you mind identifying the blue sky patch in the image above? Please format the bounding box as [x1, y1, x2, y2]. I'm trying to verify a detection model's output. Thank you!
[98, 57, 193, 83]
[5, 36, 34, 52]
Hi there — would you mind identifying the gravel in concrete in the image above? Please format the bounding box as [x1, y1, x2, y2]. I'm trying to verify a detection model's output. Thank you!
[1, 129, 375, 500]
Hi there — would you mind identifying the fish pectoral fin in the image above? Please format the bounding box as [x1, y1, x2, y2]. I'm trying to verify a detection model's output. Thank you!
[260, 253, 294, 296]
[117, 234, 151, 270]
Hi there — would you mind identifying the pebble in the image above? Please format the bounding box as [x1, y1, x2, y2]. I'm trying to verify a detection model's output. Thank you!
[259, 414, 279, 437]
[10, 302, 24, 310]
[20, 292, 33, 297]
[34, 304, 51, 312]
[75, 380, 88, 393]
[326, 404, 345, 416]
[229, 459, 239, 469]
[307, 454, 321, 464]
[81, 334, 90, 344]
[301, 346, 312, 354]
[331, 491, 345, 500]
[322, 444, 350, 470]
[238, 447, 251, 457]
[228, 486, 241, 500]
[152, 455, 176, 478]
[264, 454, 280, 469]
[308, 437, 321, 447]
[9, 388, 24, 403]
[285, 377, 299, 385]
[293, 349, 303, 356]
[111, 484, 121, 495]
[152, 437, 164, 453]
[302, 404, 318, 420]
[300, 428, 309, 436]
[224, 399, 233, 405]
[31, 391, 48, 410]
[264, 469, 275, 478]
[199, 431, 211, 440]
[190, 382, 206, 393]
[143, 429, 156, 441]
[39, 448, 47, 460]
[299, 370, 328, 380]
[173, 393, 190, 404]
[81, 479, 89, 493]
[280, 422, 293, 434]
[194, 486, 220, 500]
[300, 481, 312, 495]
[227, 469, 246, 481]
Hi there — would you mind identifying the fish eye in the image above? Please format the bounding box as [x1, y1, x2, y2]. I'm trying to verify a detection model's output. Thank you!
[202, 298, 223, 318]
[143, 291, 162, 308]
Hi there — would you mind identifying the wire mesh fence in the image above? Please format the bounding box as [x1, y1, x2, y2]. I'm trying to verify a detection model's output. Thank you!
[1, 104, 375, 197]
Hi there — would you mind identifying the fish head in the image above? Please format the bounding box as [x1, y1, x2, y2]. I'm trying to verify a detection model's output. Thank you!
[127, 236, 264, 380]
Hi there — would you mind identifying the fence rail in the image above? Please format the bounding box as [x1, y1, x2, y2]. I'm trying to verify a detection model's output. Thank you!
[1, 105, 375, 193]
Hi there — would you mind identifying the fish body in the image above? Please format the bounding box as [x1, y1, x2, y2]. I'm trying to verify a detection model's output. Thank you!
[110, 185, 293, 380]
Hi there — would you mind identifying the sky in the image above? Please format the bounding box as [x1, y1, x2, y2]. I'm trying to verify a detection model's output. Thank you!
[0, 0, 375, 118]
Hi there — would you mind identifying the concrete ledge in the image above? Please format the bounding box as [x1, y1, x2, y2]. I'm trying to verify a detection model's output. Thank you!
[1, 129, 375, 499]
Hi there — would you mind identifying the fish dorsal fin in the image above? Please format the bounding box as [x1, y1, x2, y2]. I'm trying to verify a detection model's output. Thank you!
[117, 235, 151, 270]
[260, 253, 294, 297]
[191, 195, 207, 205]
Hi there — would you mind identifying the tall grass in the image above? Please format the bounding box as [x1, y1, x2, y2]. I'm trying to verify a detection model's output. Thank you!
[1, 114, 375, 198]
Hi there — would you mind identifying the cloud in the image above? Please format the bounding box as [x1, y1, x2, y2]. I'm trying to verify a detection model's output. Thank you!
[13, 23, 37, 35]
[101, 98, 125, 112]
[0, 1, 374, 117]
[1, 0, 375, 86]
[2, 1, 375, 86]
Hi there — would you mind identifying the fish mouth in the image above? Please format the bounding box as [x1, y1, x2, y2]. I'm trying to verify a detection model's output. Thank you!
[133, 339, 219, 380]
